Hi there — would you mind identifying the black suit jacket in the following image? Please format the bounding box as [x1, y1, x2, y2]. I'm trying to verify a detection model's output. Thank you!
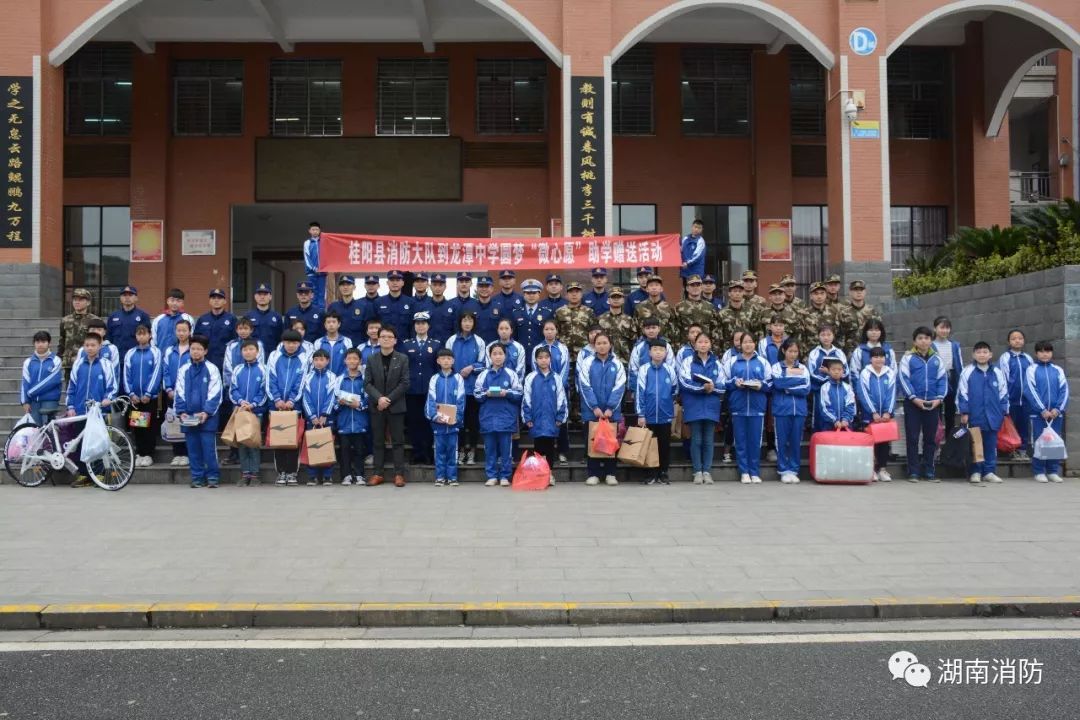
[364, 351, 410, 414]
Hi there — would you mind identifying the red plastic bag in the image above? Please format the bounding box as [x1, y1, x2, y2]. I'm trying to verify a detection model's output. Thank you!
[591, 418, 619, 456]
[997, 416, 1021, 453]
[512, 452, 551, 491]
[865, 420, 899, 444]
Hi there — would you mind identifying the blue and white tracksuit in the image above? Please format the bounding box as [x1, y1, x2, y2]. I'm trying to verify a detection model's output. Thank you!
[770, 362, 811, 476]
[151, 311, 195, 355]
[808, 346, 848, 427]
[162, 345, 191, 399]
[635, 362, 678, 425]
[816, 379, 856, 432]
[267, 348, 308, 409]
[427, 371, 467, 481]
[532, 341, 570, 388]
[724, 354, 772, 476]
[446, 333, 487, 395]
[336, 371, 370, 481]
[1024, 361, 1069, 475]
[75, 341, 120, 388]
[174, 359, 223, 485]
[303, 236, 327, 310]
[474, 366, 523, 481]
[998, 349, 1035, 454]
[230, 360, 268, 477]
[578, 353, 627, 478]
[21, 352, 62, 424]
[957, 363, 1008, 475]
[66, 355, 116, 415]
[680, 233, 705, 280]
[301, 367, 338, 479]
[629, 338, 675, 380]
[678, 352, 725, 474]
[487, 340, 526, 383]
[522, 369, 568, 439]
[849, 342, 896, 382]
[757, 336, 788, 367]
[223, 338, 266, 388]
[898, 349, 948, 479]
[122, 345, 163, 399]
[314, 335, 354, 376]
[857, 365, 898, 471]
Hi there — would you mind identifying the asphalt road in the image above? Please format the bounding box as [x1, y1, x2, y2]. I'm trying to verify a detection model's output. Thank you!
[1, 630, 1077, 719]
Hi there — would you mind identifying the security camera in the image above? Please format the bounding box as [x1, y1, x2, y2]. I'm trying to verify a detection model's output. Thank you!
[843, 97, 859, 122]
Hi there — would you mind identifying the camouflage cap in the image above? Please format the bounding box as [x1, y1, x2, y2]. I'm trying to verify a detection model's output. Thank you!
[741, 270, 758, 280]
[608, 286, 625, 297]
[810, 281, 827, 292]
[826, 274, 842, 284]
[73, 288, 93, 300]
[566, 281, 584, 291]
[646, 274, 663, 284]
[686, 274, 702, 285]
[727, 280, 744, 290]
[779, 274, 796, 286]
[768, 283, 785, 294]
[849, 279, 866, 290]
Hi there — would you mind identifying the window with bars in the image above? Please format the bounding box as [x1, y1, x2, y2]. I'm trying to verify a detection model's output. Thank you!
[680, 47, 751, 136]
[174, 60, 244, 136]
[476, 59, 546, 134]
[792, 206, 829, 299]
[888, 48, 950, 140]
[610, 205, 657, 286]
[891, 206, 949, 272]
[65, 45, 133, 136]
[789, 48, 826, 137]
[612, 46, 654, 135]
[269, 59, 342, 137]
[377, 59, 449, 136]
[681, 205, 753, 286]
[64, 206, 131, 314]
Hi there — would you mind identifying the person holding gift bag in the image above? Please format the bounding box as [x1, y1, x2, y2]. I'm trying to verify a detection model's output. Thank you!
[1023, 340, 1069, 483]
[121, 324, 162, 468]
[335, 348, 369, 486]
[635, 339, 679, 486]
[229, 339, 268, 486]
[957, 341, 1009, 484]
[578, 333, 626, 486]
[678, 331, 725, 485]
[521, 346, 567, 486]
[770, 339, 811, 484]
[474, 344, 523, 487]
[300, 348, 338, 485]
[267, 329, 309, 486]
[856, 346, 898, 482]
[997, 329, 1034, 460]
[427, 348, 467, 487]
[174, 335, 223, 489]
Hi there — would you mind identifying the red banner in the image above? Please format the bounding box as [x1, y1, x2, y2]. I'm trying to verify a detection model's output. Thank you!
[319, 233, 681, 273]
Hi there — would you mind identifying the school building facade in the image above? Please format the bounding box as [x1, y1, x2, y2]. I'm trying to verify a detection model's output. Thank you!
[2, 0, 1078, 316]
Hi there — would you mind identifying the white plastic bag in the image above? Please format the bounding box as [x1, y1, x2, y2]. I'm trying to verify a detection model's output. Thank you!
[80, 404, 110, 463]
[14, 412, 36, 428]
[1034, 423, 1067, 461]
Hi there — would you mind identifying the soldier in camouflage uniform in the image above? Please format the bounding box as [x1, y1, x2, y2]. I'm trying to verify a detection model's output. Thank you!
[674, 274, 721, 345]
[837, 279, 881, 355]
[825, 274, 843, 305]
[801, 281, 840, 351]
[742, 269, 768, 311]
[717, 280, 763, 347]
[633, 275, 678, 343]
[761, 284, 807, 348]
[597, 286, 637, 363]
[779, 274, 806, 310]
[555, 282, 596, 425]
[59, 288, 100, 378]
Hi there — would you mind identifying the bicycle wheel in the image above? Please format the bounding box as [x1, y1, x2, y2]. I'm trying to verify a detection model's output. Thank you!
[87, 425, 135, 491]
[4, 424, 54, 487]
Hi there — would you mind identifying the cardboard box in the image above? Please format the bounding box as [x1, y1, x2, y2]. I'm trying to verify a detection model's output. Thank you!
[436, 403, 457, 425]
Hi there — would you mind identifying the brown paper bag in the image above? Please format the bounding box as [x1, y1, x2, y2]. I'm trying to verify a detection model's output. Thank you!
[644, 437, 659, 468]
[235, 410, 262, 448]
[671, 404, 684, 440]
[969, 426, 984, 463]
[267, 410, 300, 449]
[436, 403, 457, 425]
[588, 421, 619, 458]
[220, 409, 239, 447]
[618, 426, 654, 467]
[304, 426, 336, 466]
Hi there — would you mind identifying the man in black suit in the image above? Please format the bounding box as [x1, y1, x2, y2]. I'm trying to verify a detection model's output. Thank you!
[364, 326, 411, 486]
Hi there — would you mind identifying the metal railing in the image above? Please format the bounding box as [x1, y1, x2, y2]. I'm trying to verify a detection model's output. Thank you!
[1009, 171, 1053, 203]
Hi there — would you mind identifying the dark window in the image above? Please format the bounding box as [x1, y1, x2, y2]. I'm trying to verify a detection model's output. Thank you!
[888, 48, 950, 140]
[891, 206, 948, 272]
[792, 206, 829, 299]
[611, 204, 657, 286]
[681, 205, 753, 284]
[65, 44, 132, 136]
[680, 47, 751, 136]
[476, 59, 546, 134]
[174, 60, 244, 136]
[789, 47, 826, 137]
[270, 59, 342, 137]
[377, 59, 449, 136]
[612, 46, 654, 135]
[63, 206, 131, 314]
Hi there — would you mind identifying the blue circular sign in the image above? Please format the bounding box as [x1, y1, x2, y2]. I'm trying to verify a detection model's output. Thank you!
[849, 27, 878, 56]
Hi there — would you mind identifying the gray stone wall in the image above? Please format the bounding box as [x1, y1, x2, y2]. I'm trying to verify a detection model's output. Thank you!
[881, 266, 1079, 462]
[830, 261, 893, 307]
[0, 263, 63, 318]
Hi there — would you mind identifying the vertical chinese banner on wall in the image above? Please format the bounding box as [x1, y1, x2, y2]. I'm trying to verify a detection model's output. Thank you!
[758, 219, 792, 262]
[2, 77, 32, 249]
[131, 220, 164, 262]
[570, 76, 605, 238]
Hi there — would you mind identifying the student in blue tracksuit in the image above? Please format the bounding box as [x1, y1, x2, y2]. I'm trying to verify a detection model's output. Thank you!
[678, 332, 725, 484]
[267, 329, 309, 486]
[229, 339, 268, 486]
[628, 318, 675, 379]
[679, 219, 706, 288]
[898, 326, 948, 482]
[487, 318, 526, 383]
[122, 325, 162, 466]
[522, 346, 568, 486]
[578, 334, 626, 486]
[314, 310, 353, 376]
[446, 312, 487, 465]
[21, 330, 62, 426]
[770, 339, 810, 484]
[303, 221, 328, 310]
[75, 319, 121, 388]
[725, 332, 771, 484]
[359, 319, 382, 366]
[757, 315, 789, 367]
[807, 323, 848, 431]
[161, 319, 192, 466]
[933, 316, 964, 438]
[474, 344, 523, 487]
[223, 319, 264, 387]
[401, 312, 440, 465]
[300, 349, 338, 485]
[174, 335, 223, 488]
[998, 329, 1034, 459]
[636, 339, 679, 485]
[1024, 340, 1069, 483]
[848, 318, 896, 382]
[856, 346, 898, 483]
[533, 319, 572, 463]
[335, 348, 369, 486]
[816, 359, 856, 433]
[427, 349, 467, 487]
[958, 342, 1009, 484]
[65, 332, 118, 487]
[151, 289, 196, 355]
[676, 324, 703, 366]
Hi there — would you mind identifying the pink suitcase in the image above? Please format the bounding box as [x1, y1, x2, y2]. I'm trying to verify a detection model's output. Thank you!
[810, 430, 875, 484]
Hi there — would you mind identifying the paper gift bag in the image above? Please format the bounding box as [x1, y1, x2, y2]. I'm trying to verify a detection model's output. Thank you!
[234, 410, 263, 448]
[220, 409, 239, 447]
[670, 404, 684, 440]
[618, 426, 654, 467]
[969, 426, 985, 463]
[304, 426, 336, 466]
[588, 420, 619, 458]
[436, 403, 457, 425]
[267, 411, 300, 449]
[644, 437, 659, 468]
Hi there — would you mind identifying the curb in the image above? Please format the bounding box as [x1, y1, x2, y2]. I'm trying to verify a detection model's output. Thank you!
[4, 596, 1080, 630]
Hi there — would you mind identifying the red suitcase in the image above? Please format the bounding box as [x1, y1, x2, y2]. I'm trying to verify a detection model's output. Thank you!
[810, 429, 875, 484]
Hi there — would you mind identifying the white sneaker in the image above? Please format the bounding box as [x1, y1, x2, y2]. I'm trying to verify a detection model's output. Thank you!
[548, 475, 556, 486]
[790, 474, 800, 484]
[585, 476, 600, 486]
[341, 476, 354, 486]
[170, 456, 183, 467]
[354, 477, 367, 486]
[969, 472, 982, 484]
[750, 475, 762, 484]
[286, 474, 298, 486]
[275, 473, 286, 485]
[692, 472, 704, 485]
[740, 473, 751, 484]
[1035, 473, 1049, 483]
[466, 450, 476, 465]
[983, 473, 1003, 483]
[365, 455, 374, 467]
[558, 454, 568, 465]
[499, 478, 511, 487]
[765, 450, 777, 462]
[306, 480, 317, 486]
[321, 479, 333, 486]
[878, 470, 892, 483]
[723, 453, 733, 464]
[485, 478, 498, 486]
[779, 473, 792, 484]
[604, 475, 618, 486]
[702, 472, 714, 485]
[872, 471, 879, 482]
[1048, 473, 1064, 483]
[176, 456, 189, 467]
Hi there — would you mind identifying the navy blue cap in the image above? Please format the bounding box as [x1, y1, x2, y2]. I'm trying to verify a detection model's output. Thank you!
[477, 276, 494, 286]
[545, 274, 562, 284]
[296, 281, 314, 292]
[364, 275, 379, 285]
[591, 267, 608, 277]
[431, 273, 447, 283]
[499, 270, 516, 279]
[414, 272, 429, 282]
[457, 272, 473, 281]
[120, 285, 138, 295]
[254, 282, 272, 295]
[702, 274, 717, 284]
[387, 270, 404, 280]
[636, 266, 654, 276]
[338, 275, 355, 285]
[208, 288, 226, 298]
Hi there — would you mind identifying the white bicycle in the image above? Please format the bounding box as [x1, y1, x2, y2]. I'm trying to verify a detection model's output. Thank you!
[4, 398, 135, 490]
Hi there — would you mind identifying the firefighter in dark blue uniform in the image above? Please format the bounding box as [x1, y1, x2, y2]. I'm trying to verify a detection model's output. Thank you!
[493, 270, 524, 317]
[702, 274, 724, 310]
[538, 274, 567, 316]
[427, 273, 457, 345]
[195, 287, 237, 372]
[411, 272, 433, 319]
[448, 272, 480, 319]
[327, 275, 374, 347]
[284, 281, 322, 343]
[473, 276, 503, 344]
[244, 283, 283, 361]
[375, 270, 414, 341]
[359, 275, 382, 323]
[582, 267, 610, 316]
[513, 278, 548, 370]
[107, 285, 151, 363]
[401, 311, 440, 464]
